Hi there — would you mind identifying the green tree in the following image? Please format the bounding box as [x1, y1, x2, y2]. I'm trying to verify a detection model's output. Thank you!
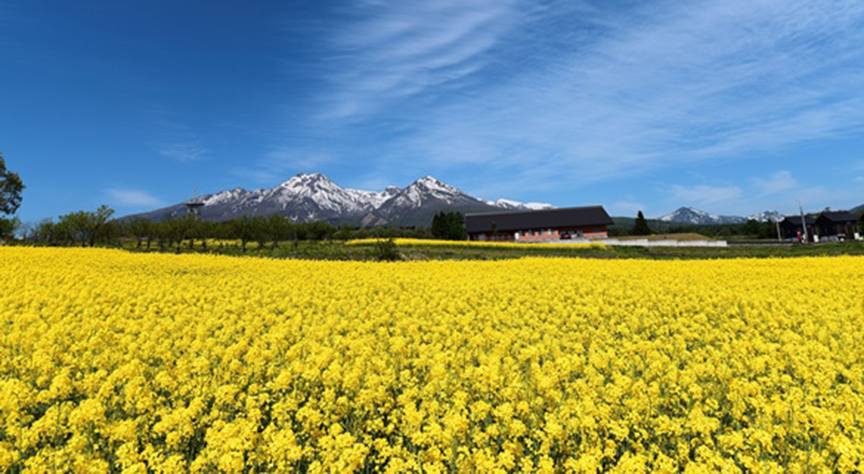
[431, 211, 467, 240]
[229, 215, 257, 252]
[0, 152, 25, 216]
[333, 224, 355, 242]
[306, 221, 336, 242]
[59, 205, 115, 247]
[741, 219, 761, 237]
[431, 212, 443, 239]
[632, 211, 652, 236]
[0, 216, 19, 241]
[374, 238, 401, 261]
[194, 220, 217, 250]
[267, 214, 293, 250]
[251, 216, 271, 251]
[163, 214, 200, 252]
[124, 218, 152, 249]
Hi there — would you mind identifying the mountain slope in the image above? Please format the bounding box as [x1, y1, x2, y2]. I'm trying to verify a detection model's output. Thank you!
[125, 174, 554, 227]
[658, 207, 747, 225]
[747, 211, 784, 223]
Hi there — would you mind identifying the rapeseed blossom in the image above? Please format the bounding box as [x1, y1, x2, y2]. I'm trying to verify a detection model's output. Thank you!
[346, 238, 605, 249]
[0, 247, 862, 472]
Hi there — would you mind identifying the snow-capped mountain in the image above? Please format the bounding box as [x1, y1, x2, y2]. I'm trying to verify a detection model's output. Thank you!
[126, 173, 555, 227]
[658, 207, 747, 225]
[747, 210, 784, 223]
[486, 199, 555, 211]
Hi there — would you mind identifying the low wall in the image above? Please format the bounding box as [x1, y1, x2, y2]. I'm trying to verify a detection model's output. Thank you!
[542, 238, 729, 247]
[603, 239, 728, 247]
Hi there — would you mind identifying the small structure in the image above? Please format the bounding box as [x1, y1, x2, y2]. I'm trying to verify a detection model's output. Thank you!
[816, 211, 859, 241]
[466, 206, 614, 242]
[779, 215, 816, 242]
[185, 201, 204, 218]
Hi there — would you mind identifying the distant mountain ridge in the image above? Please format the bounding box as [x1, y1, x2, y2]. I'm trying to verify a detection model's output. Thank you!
[125, 173, 554, 227]
[658, 207, 748, 225]
[745, 210, 784, 223]
[658, 207, 784, 225]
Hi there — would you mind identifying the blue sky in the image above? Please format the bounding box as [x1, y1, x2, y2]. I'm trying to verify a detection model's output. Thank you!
[2, 0, 863, 223]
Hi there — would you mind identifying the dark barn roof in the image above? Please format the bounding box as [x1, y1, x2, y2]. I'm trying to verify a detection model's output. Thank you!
[781, 215, 815, 227]
[466, 206, 613, 233]
[817, 211, 858, 223]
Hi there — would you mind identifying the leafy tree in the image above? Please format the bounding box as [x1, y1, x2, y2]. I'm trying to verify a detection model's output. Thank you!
[0, 216, 19, 241]
[306, 221, 336, 242]
[34, 220, 59, 245]
[333, 224, 354, 242]
[0, 152, 24, 216]
[374, 238, 401, 261]
[632, 211, 652, 236]
[252, 216, 271, 251]
[431, 211, 467, 240]
[162, 214, 198, 252]
[741, 219, 762, 237]
[267, 214, 293, 250]
[229, 215, 257, 252]
[431, 212, 443, 239]
[59, 205, 115, 247]
[194, 220, 217, 250]
[124, 218, 152, 249]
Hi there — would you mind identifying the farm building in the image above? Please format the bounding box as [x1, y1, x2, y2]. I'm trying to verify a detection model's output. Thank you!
[780, 215, 816, 242]
[815, 211, 860, 241]
[466, 206, 614, 242]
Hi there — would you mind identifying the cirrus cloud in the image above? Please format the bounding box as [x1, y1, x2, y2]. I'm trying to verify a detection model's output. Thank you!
[105, 188, 163, 208]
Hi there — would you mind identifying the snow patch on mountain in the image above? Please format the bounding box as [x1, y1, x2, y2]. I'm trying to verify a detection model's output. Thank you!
[131, 173, 557, 226]
[747, 211, 784, 223]
[487, 199, 555, 211]
[659, 207, 746, 225]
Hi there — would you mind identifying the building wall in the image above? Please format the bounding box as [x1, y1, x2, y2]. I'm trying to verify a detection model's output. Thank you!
[470, 225, 608, 242]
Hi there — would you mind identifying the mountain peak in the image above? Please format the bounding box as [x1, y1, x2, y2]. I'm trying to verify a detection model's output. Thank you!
[659, 207, 746, 225]
[292, 172, 328, 182]
[747, 210, 784, 223]
[126, 172, 558, 226]
[409, 175, 461, 193]
[278, 172, 335, 188]
[414, 175, 445, 186]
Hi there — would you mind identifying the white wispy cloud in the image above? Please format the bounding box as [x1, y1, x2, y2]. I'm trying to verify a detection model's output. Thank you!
[752, 171, 797, 196]
[156, 143, 208, 162]
[669, 185, 743, 207]
[318, 0, 864, 194]
[664, 171, 862, 215]
[321, 0, 523, 118]
[236, 147, 335, 184]
[105, 189, 163, 208]
[610, 201, 647, 216]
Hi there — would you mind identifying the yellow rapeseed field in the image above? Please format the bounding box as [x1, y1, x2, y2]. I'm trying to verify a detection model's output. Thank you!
[1, 247, 863, 472]
[345, 238, 606, 249]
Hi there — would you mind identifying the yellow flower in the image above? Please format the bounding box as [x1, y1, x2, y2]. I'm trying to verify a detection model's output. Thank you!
[1, 247, 862, 472]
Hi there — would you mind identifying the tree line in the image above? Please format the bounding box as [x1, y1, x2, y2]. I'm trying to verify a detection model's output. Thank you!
[18, 210, 450, 251]
[622, 211, 809, 240]
[0, 152, 24, 241]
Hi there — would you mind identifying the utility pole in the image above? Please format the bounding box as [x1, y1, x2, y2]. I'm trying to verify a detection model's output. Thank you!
[776, 219, 782, 242]
[798, 201, 808, 244]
